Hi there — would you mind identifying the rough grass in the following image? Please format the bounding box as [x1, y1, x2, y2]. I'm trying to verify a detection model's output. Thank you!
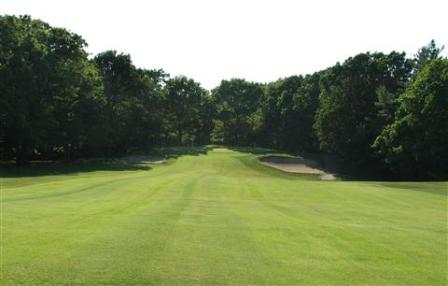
[1, 148, 447, 285]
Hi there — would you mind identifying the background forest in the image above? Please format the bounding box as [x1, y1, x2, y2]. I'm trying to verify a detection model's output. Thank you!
[1, 15, 447, 179]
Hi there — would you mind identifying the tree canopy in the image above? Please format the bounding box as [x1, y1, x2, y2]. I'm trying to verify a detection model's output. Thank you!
[374, 58, 448, 179]
[1, 15, 446, 179]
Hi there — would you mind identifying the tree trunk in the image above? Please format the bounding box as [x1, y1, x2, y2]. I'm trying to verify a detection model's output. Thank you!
[178, 129, 183, 145]
[15, 145, 30, 166]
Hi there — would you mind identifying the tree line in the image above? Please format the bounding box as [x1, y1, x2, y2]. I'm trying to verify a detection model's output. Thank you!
[1, 15, 447, 179]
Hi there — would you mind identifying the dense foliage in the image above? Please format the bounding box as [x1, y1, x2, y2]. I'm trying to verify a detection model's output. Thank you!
[211, 79, 263, 145]
[0, 15, 103, 164]
[314, 52, 413, 165]
[374, 58, 448, 178]
[1, 15, 446, 179]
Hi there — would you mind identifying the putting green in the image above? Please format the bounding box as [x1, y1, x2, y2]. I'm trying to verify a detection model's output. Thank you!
[2, 148, 447, 285]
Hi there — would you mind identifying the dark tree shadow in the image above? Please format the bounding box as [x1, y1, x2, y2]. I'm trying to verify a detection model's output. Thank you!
[3, 145, 444, 182]
[0, 159, 152, 178]
[151, 145, 212, 159]
[225, 145, 274, 155]
[0, 145, 214, 178]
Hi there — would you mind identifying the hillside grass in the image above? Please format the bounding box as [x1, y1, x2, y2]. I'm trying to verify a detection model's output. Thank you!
[1, 147, 447, 285]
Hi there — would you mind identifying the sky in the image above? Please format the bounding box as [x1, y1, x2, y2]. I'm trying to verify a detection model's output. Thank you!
[2, 0, 447, 89]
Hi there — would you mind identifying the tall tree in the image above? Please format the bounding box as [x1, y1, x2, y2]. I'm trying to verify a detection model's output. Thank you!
[414, 40, 444, 73]
[291, 73, 321, 151]
[94, 51, 164, 152]
[0, 15, 103, 164]
[260, 74, 320, 151]
[374, 58, 448, 179]
[162, 76, 209, 144]
[212, 79, 263, 145]
[314, 52, 413, 164]
[260, 76, 303, 148]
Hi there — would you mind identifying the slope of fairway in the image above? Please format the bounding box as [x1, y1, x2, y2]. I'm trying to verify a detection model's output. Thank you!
[2, 148, 447, 285]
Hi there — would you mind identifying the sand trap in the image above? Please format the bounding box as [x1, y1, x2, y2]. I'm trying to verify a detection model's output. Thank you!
[259, 155, 336, 180]
[121, 155, 166, 164]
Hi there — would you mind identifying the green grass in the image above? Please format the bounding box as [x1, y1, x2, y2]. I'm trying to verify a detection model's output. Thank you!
[1, 148, 447, 285]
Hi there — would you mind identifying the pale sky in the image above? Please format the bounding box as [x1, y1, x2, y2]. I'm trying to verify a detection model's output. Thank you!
[2, 0, 447, 89]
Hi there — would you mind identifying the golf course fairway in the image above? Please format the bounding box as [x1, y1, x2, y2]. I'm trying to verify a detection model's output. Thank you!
[2, 148, 447, 285]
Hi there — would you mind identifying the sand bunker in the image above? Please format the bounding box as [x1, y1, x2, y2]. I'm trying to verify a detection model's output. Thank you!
[259, 155, 336, 180]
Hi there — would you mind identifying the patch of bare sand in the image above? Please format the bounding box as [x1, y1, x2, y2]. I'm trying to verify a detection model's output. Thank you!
[259, 155, 336, 180]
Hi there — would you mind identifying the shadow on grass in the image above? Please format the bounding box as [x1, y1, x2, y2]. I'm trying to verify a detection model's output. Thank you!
[0, 146, 213, 178]
[225, 145, 275, 155]
[151, 145, 212, 159]
[0, 159, 152, 178]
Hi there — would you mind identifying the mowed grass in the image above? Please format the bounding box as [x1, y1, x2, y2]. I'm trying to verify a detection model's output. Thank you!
[1, 148, 447, 285]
